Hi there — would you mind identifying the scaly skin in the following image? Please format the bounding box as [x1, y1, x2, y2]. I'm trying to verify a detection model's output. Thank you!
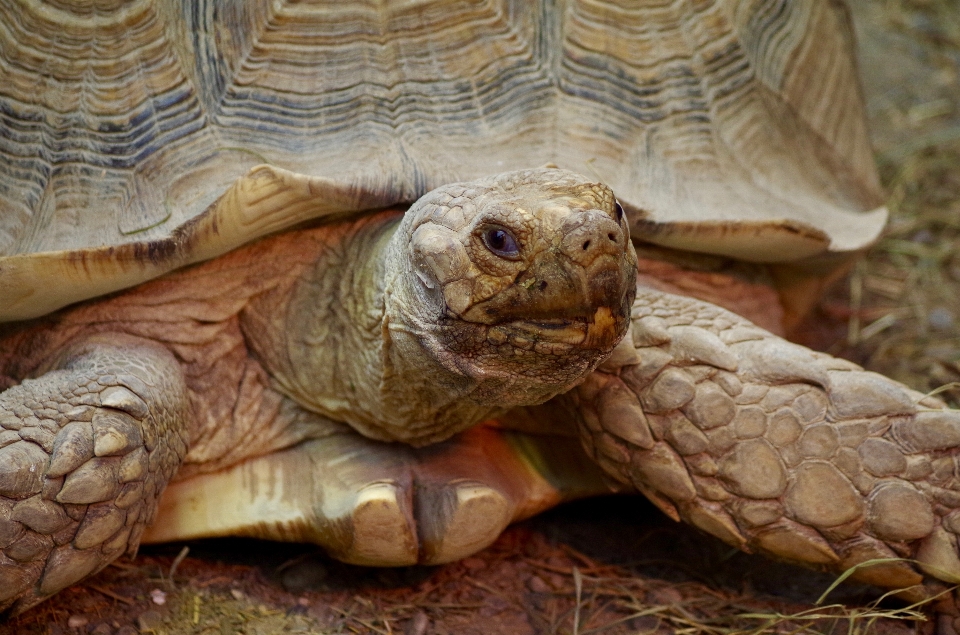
[0, 334, 188, 615]
[575, 286, 960, 596]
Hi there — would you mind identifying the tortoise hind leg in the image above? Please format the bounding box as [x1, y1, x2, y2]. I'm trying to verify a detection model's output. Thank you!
[0, 334, 188, 616]
[575, 288, 960, 598]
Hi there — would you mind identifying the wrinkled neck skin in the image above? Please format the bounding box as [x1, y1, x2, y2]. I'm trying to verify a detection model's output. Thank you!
[375, 222, 569, 445]
[244, 213, 611, 447]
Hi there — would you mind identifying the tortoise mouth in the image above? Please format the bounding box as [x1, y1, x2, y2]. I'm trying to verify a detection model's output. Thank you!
[512, 318, 589, 343]
[484, 306, 627, 353]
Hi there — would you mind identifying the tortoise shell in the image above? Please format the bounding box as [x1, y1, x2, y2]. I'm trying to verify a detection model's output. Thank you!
[0, 0, 885, 321]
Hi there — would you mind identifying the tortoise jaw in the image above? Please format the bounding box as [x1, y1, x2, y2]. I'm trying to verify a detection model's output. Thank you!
[486, 319, 586, 350]
[485, 305, 629, 353]
[517, 318, 589, 344]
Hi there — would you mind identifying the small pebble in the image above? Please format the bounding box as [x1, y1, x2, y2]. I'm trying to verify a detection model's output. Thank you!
[149, 588, 167, 605]
[527, 575, 550, 593]
[66, 615, 88, 629]
[280, 560, 328, 592]
[649, 586, 683, 605]
[90, 623, 112, 635]
[461, 557, 486, 571]
[230, 588, 245, 601]
[406, 611, 429, 635]
[629, 615, 661, 631]
[522, 538, 544, 558]
[480, 597, 507, 617]
[929, 307, 955, 331]
[136, 610, 163, 632]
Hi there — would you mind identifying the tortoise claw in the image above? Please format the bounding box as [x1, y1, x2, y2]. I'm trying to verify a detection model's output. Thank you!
[416, 481, 513, 565]
[335, 482, 419, 566]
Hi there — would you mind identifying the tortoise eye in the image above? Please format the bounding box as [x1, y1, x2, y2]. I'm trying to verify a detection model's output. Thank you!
[482, 226, 521, 260]
[614, 201, 624, 223]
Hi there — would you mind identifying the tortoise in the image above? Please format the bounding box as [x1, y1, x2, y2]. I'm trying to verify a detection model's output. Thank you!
[1, 0, 958, 618]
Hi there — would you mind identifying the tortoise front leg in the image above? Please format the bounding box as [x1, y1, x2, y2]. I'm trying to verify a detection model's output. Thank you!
[575, 287, 960, 596]
[145, 415, 612, 566]
[0, 334, 188, 615]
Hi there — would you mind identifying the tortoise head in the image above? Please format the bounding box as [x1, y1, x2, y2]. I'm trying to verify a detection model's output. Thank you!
[386, 168, 637, 410]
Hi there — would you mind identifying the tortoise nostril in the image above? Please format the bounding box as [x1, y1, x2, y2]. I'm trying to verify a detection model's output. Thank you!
[538, 280, 547, 291]
[563, 213, 625, 262]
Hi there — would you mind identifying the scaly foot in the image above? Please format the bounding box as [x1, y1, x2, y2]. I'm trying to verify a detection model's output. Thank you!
[576, 287, 960, 597]
[0, 335, 188, 615]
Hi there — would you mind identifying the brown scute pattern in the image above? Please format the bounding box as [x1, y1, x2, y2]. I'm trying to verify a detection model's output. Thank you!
[0, 0, 881, 260]
[576, 287, 959, 593]
[0, 337, 188, 616]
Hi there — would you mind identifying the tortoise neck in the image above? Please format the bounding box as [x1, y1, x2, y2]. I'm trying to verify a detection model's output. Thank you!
[245, 209, 497, 446]
[241, 211, 395, 431]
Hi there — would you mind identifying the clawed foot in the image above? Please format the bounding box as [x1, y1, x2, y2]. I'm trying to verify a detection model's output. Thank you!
[577, 288, 960, 600]
[145, 422, 611, 566]
[0, 336, 188, 615]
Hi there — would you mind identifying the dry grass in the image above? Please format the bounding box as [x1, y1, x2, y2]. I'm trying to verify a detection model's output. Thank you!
[830, 1, 960, 413]
[844, 143, 960, 404]
[6, 528, 935, 635]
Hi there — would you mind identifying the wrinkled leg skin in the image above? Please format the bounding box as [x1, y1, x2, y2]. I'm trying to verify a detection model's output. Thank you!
[0, 335, 188, 615]
[576, 287, 960, 605]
